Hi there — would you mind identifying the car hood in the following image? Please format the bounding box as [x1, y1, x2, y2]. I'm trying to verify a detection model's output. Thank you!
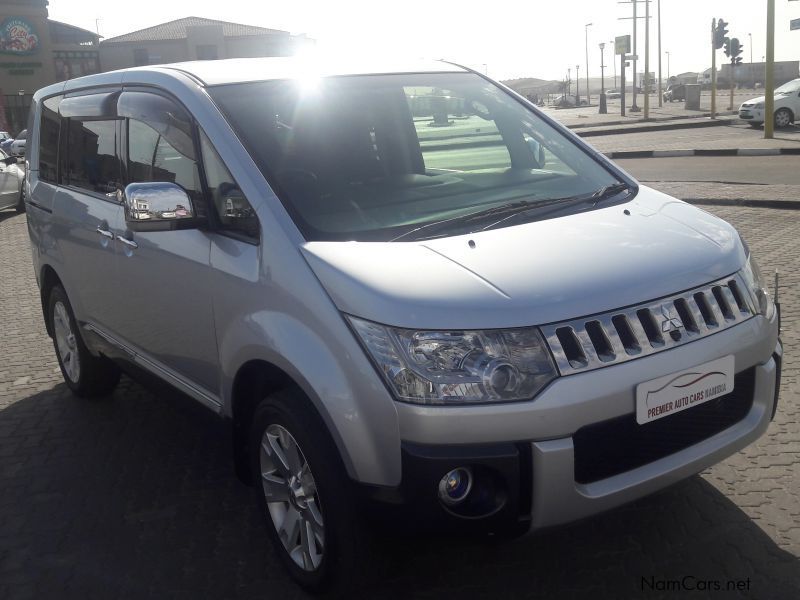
[741, 95, 793, 106]
[301, 186, 746, 329]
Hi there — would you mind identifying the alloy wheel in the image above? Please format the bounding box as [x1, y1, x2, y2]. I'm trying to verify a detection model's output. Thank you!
[53, 301, 80, 382]
[260, 424, 325, 571]
[775, 109, 791, 128]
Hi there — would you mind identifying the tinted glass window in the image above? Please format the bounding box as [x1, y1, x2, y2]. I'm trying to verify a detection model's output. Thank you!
[210, 73, 619, 242]
[199, 129, 259, 240]
[39, 96, 62, 182]
[63, 118, 122, 195]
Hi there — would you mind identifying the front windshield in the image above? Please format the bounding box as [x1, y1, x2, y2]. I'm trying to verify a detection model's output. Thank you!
[210, 72, 619, 241]
[775, 79, 800, 95]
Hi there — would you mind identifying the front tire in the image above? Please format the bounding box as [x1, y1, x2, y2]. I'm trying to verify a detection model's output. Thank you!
[15, 184, 24, 213]
[249, 389, 372, 594]
[774, 108, 793, 129]
[48, 285, 120, 397]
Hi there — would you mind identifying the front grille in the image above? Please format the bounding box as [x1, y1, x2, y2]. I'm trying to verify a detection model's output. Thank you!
[541, 275, 755, 375]
[573, 367, 756, 484]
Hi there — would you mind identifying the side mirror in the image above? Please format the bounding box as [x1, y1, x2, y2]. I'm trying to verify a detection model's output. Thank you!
[123, 182, 197, 231]
[526, 137, 547, 169]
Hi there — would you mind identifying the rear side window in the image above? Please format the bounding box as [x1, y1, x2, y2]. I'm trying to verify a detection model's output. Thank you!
[39, 96, 62, 183]
[62, 118, 122, 196]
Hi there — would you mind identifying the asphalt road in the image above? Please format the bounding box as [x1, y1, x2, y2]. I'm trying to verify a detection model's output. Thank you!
[616, 155, 800, 185]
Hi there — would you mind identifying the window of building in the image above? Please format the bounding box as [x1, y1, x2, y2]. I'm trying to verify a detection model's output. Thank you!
[62, 118, 122, 196]
[196, 45, 218, 60]
[39, 95, 62, 183]
[199, 129, 258, 241]
[133, 48, 149, 66]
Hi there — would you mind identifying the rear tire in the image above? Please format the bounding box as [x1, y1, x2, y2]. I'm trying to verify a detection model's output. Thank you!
[249, 389, 374, 595]
[48, 285, 120, 397]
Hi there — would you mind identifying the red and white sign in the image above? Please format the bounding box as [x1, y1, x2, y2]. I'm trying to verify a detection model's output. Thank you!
[636, 355, 735, 425]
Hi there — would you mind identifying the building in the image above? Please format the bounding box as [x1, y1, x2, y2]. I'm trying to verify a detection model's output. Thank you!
[99, 17, 312, 72]
[719, 61, 799, 87]
[671, 72, 699, 86]
[0, 0, 99, 134]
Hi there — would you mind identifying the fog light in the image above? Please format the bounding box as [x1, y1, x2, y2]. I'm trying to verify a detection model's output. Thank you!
[438, 467, 473, 505]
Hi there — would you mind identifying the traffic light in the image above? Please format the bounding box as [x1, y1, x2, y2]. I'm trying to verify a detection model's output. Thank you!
[723, 38, 732, 57]
[714, 18, 729, 49]
[730, 38, 744, 66]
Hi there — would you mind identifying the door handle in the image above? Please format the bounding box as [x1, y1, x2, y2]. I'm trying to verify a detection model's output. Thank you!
[96, 226, 114, 240]
[118, 235, 138, 249]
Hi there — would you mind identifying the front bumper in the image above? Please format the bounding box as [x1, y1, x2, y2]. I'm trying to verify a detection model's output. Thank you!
[739, 108, 764, 122]
[369, 315, 780, 533]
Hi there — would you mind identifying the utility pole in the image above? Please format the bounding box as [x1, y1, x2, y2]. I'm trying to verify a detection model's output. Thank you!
[610, 40, 618, 88]
[599, 42, 607, 113]
[618, 1, 645, 112]
[585, 23, 593, 105]
[576, 64, 581, 104]
[568, 68, 572, 97]
[748, 33, 754, 88]
[711, 18, 717, 119]
[765, 0, 775, 138]
[657, 0, 662, 107]
[644, 0, 650, 118]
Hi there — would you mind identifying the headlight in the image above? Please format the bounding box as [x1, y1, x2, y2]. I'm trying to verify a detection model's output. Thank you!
[348, 316, 557, 405]
[741, 252, 775, 319]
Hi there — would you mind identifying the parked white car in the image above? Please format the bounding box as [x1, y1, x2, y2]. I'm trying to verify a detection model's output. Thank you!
[0, 148, 24, 212]
[9, 129, 26, 156]
[738, 78, 800, 128]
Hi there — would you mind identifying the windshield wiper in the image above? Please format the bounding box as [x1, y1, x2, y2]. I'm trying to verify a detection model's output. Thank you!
[389, 199, 542, 242]
[389, 182, 632, 242]
[589, 182, 631, 206]
[479, 182, 632, 232]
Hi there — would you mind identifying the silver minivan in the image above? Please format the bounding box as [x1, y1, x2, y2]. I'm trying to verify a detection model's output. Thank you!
[25, 57, 781, 593]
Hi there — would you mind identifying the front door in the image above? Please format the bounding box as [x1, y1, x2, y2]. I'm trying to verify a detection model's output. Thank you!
[112, 90, 220, 397]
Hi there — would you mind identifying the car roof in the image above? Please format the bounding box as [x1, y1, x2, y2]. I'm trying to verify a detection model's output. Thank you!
[33, 56, 472, 100]
[158, 56, 468, 86]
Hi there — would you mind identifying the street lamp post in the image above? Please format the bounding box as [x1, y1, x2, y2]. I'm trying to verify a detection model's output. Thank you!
[748, 33, 754, 88]
[576, 64, 581, 105]
[585, 23, 593, 105]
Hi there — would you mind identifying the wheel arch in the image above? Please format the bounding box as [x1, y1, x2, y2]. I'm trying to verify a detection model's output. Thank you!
[39, 264, 63, 337]
[230, 359, 347, 486]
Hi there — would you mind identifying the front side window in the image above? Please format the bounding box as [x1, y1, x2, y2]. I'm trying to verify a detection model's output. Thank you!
[121, 91, 205, 217]
[210, 72, 621, 242]
[62, 118, 122, 195]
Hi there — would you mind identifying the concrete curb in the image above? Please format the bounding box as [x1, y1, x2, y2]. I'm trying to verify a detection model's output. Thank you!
[604, 147, 800, 159]
[565, 112, 738, 131]
[575, 118, 735, 137]
[684, 198, 800, 209]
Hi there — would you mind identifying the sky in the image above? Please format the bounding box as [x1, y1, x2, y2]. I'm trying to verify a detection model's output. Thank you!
[48, 0, 800, 82]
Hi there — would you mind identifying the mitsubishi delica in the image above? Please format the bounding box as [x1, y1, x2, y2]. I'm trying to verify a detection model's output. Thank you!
[24, 57, 782, 593]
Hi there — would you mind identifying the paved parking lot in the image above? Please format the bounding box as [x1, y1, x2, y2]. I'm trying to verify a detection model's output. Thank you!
[1, 206, 798, 600]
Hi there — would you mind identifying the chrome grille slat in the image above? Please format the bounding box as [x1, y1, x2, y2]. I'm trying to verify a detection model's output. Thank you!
[542, 275, 755, 375]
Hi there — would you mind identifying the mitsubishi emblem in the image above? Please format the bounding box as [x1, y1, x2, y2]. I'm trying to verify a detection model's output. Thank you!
[660, 304, 683, 333]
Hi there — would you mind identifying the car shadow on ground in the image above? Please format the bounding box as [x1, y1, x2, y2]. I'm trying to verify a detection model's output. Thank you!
[0, 377, 797, 600]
